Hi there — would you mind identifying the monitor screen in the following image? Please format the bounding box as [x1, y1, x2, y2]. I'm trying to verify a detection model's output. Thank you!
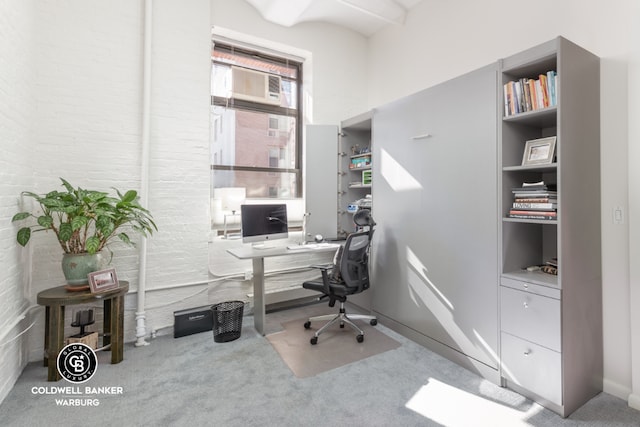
[240, 204, 289, 245]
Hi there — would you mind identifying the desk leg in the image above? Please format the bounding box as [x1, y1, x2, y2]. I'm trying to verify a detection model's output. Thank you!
[47, 305, 64, 381]
[252, 257, 266, 336]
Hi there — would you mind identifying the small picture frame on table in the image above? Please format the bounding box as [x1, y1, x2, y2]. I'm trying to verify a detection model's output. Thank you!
[522, 136, 557, 166]
[88, 268, 119, 293]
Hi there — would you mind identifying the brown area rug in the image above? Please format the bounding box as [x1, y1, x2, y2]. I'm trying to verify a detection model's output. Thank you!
[266, 317, 401, 378]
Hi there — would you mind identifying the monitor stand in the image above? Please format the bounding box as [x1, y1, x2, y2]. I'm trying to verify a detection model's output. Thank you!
[251, 242, 275, 250]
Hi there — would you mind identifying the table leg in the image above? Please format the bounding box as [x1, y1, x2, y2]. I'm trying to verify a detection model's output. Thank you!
[103, 298, 112, 348]
[43, 306, 50, 367]
[47, 305, 64, 381]
[110, 294, 124, 363]
[252, 257, 266, 336]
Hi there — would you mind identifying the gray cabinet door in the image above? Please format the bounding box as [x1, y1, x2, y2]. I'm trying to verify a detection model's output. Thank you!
[372, 64, 498, 369]
[305, 125, 338, 239]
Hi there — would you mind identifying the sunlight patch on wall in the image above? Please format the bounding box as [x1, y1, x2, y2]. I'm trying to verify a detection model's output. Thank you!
[406, 246, 453, 310]
[380, 148, 422, 191]
[405, 245, 497, 371]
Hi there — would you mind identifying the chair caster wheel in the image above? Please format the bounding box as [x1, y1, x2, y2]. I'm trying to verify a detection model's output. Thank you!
[310, 336, 318, 345]
[370, 319, 377, 326]
[304, 321, 311, 329]
[340, 323, 345, 328]
[356, 334, 364, 343]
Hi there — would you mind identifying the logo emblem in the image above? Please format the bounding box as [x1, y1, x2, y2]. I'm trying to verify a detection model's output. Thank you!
[57, 343, 98, 383]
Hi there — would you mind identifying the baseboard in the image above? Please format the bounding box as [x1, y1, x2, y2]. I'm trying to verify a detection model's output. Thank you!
[629, 392, 640, 411]
[603, 378, 632, 401]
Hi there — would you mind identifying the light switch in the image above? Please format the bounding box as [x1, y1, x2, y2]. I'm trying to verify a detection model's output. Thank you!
[613, 206, 624, 224]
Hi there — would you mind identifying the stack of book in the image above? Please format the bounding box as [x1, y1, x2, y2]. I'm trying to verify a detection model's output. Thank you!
[509, 181, 557, 220]
[503, 70, 557, 117]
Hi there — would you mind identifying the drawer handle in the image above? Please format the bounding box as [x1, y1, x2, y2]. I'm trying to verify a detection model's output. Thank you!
[524, 350, 531, 356]
[523, 301, 529, 309]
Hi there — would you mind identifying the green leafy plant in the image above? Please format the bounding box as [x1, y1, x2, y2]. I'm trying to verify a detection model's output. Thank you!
[12, 178, 157, 254]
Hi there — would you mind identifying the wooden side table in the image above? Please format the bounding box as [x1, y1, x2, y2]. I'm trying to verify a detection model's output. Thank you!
[37, 281, 129, 381]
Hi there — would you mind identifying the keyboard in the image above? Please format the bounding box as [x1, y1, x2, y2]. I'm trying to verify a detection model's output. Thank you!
[287, 243, 340, 250]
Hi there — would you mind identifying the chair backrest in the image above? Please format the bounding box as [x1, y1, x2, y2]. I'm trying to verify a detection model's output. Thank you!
[339, 231, 372, 294]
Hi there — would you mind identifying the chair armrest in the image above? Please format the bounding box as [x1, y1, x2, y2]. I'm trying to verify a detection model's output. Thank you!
[309, 263, 334, 270]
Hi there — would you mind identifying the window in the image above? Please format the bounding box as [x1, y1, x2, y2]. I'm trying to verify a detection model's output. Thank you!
[210, 43, 302, 199]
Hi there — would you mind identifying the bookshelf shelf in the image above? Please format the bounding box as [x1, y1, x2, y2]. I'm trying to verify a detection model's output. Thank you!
[502, 217, 557, 225]
[502, 163, 557, 172]
[498, 36, 601, 417]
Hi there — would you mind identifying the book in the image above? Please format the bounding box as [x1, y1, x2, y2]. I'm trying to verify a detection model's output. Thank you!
[503, 83, 511, 116]
[512, 202, 557, 209]
[512, 191, 557, 198]
[509, 209, 557, 216]
[513, 197, 557, 203]
[509, 211, 557, 220]
[539, 74, 549, 107]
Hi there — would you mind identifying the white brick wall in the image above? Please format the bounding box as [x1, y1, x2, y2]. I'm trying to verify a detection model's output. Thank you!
[0, 0, 37, 405]
[1, 0, 212, 400]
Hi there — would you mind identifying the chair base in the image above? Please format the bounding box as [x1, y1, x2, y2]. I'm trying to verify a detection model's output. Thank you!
[304, 303, 377, 344]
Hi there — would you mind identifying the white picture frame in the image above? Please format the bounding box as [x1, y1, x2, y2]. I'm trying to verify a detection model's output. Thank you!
[522, 136, 557, 166]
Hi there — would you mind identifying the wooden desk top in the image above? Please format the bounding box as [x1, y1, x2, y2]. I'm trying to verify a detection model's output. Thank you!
[37, 281, 129, 306]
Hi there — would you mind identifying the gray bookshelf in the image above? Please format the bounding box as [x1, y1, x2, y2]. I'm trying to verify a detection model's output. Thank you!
[498, 36, 602, 417]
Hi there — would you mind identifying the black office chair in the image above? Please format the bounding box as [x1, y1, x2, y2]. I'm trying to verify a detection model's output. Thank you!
[302, 209, 377, 344]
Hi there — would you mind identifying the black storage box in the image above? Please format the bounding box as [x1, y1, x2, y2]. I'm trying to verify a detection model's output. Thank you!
[173, 306, 214, 338]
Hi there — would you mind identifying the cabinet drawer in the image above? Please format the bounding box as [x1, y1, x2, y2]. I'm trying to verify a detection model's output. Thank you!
[501, 276, 561, 299]
[501, 286, 561, 351]
[501, 332, 562, 405]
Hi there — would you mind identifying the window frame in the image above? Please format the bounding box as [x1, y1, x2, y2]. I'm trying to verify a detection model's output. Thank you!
[210, 43, 303, 198]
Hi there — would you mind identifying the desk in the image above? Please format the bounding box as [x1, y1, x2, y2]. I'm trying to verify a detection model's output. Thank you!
[227, 244, 339, 335]
[37, 281, 129, 381]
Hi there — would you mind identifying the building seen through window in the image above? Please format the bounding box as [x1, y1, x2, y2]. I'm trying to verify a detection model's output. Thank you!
[210, 43, 302, 203]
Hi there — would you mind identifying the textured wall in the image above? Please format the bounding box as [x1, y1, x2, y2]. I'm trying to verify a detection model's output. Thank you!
[0, 0, 37, 405]
[1, 0, 212, 401]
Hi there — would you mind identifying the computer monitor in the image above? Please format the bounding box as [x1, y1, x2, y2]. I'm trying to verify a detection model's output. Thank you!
[240, 204, 289, 247]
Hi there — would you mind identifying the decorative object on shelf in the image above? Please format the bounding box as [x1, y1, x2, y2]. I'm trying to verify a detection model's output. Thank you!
[88, 267, 119, 293]
[521, 136, 557, 166]
[12, 178, 157, 288]
[67, 308, 98, 349]
[362, 170, 372, 185]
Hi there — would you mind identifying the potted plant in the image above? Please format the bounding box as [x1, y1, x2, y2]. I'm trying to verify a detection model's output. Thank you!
[12, 178, 157, 287]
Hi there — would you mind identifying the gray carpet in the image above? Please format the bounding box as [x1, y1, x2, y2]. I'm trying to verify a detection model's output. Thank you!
[0, 304, 639, 427]
[267, 317, 401, 378]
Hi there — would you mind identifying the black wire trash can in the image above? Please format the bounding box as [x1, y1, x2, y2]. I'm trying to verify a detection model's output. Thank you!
[212, 301, 245, 343]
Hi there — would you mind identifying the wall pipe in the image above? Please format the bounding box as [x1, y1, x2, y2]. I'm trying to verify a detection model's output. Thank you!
[135, 0, 153, 347]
